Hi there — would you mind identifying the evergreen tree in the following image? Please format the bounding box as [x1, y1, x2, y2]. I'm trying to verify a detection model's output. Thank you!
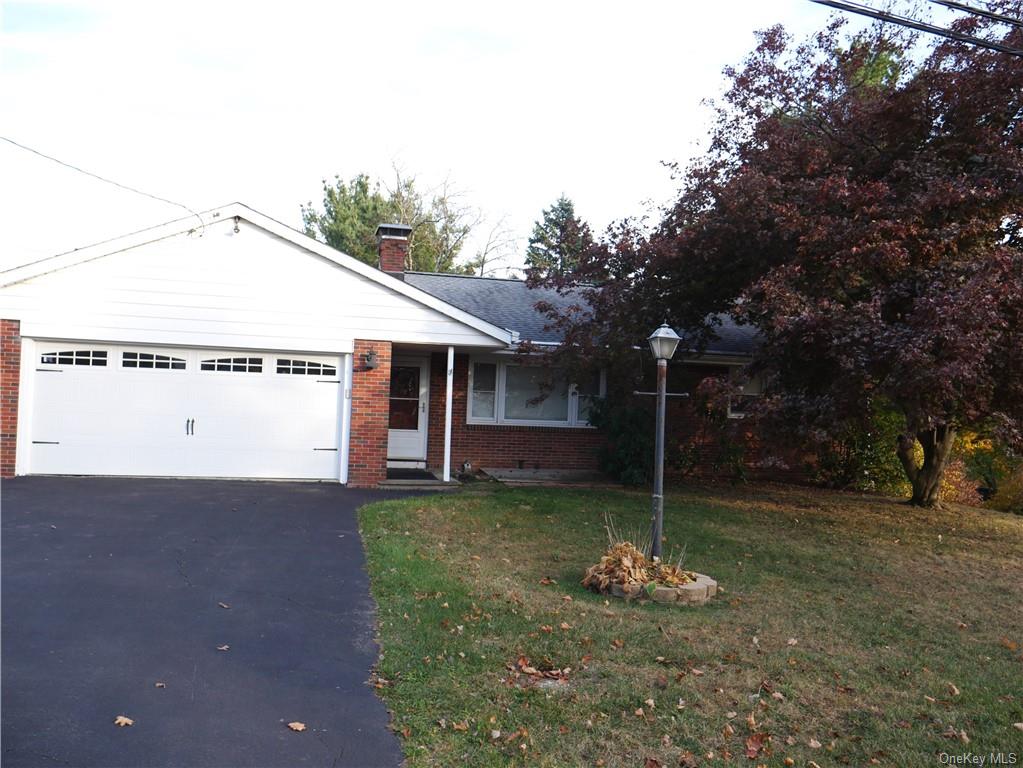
[524, 196, 593, 278]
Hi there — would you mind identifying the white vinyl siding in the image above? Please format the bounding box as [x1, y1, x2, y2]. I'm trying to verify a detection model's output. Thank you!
[468, 359, 604, 427]
[0, 217, 505, 354]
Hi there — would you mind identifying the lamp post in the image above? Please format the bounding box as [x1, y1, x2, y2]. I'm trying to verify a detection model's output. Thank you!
[647, 322, 681, 561]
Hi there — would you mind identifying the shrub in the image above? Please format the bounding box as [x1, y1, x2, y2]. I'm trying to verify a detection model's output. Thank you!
[810, 403, 909, 495]
[587, 398, 654, 486]
[986, 466, 1023, 515]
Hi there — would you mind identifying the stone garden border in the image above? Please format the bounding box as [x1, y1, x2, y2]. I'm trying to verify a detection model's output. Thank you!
[607, 573, 717, 606]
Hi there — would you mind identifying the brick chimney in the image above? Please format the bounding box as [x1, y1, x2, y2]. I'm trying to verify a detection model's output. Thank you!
[375, 223, 412, 278]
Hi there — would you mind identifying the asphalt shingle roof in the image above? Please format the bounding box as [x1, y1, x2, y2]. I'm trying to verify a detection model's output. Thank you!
[404, 271, 756, 355]
[404, 272, 584, 344]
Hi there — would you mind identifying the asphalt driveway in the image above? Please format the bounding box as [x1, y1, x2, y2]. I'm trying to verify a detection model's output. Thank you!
[1, 476, 417, 768]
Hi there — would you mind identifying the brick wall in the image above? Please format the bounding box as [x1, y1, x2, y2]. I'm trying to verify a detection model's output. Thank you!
[1, 319, 21, 478]
[424, 352, 603, 473]
[418, 353, 806, 482]
[347, 340, 392, 487]
[378, 238, 407, 275]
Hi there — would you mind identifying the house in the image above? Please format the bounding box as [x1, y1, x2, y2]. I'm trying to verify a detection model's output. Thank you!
[0, 203, 756, 487]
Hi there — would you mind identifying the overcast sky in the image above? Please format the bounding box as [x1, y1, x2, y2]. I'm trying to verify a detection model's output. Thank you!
[0, 0, 930, 272]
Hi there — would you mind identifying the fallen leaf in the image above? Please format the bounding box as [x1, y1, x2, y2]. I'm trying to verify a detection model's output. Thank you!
[490, 729, 501, 740]
[1013, 723, 1023, 732]
[679, 750, 698, 768]
[746, 712, 757, 730]
[113, 715, 134, 727]
[452, 720, 469, 732]
[539, 577, 556, 585]
[541, 625, 553, 633]
[612, 638, 624, 649]
[726, 711, 737, 719]
[808, 763, 822, 768]
[691, 668, 704, 676]
[771, 691, 785, 701]
[784, 759, 795, 767]
[154, 682, 166, 689]
[956, 621, 968, 629]
[924, 695, 936, 703]
[723, 723, 735, 737]
[745, 732, 768, 759]
[400, 726, 411, 738]
[560, 622, 572, 631]
[634, 707, 645, 717]
[808, 738, 822, 749]
[644, 759, 662, 768]
[562, 594, 573, 602]
[948, 683, 961, 696]
[218, 602, 231, 609]
[287, 721, 306, 732]
[470, 555, 481, 561]
[661, 734, 671, 747]
[787, 638, 798, 646]
[644, 698, 656, 709]
[216, 644, 230, 651]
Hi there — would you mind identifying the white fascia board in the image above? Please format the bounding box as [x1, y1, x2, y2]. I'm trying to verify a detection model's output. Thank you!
[1, 202, 514, 347]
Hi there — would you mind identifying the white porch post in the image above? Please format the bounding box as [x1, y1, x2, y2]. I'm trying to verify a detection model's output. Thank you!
[339, 352, 354, 485]
[443, 345, 454, 482]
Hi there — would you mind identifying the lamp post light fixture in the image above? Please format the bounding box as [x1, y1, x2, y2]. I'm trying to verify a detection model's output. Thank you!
[647, 322, 681, 561]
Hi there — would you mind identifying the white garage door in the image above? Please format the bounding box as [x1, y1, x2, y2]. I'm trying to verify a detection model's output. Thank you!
[27, 342, 343, 480]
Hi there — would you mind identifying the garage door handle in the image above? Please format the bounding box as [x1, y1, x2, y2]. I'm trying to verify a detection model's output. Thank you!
[185, 418, 189, 435]
[189, 419, 195, 436]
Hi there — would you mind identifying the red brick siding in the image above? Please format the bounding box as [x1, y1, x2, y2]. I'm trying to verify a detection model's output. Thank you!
[378, 238, 407, 274]
[347, 340, 392, 487]
[424, 353, 603, 473]
[1, 319, 21, 478]
[421, 354, 805, 482]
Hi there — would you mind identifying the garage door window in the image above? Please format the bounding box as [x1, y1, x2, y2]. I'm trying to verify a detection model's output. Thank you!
[200, 357, 263, 373]
[123, 352, 186, 370]
[40, 350, 107, 366]
[276, 359, 337, 376]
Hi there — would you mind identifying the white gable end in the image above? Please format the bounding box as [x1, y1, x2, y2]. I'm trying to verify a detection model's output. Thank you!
[0, 215, 509, 353]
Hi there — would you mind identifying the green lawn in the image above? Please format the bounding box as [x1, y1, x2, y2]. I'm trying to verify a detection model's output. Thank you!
[358, 483, 1023, 767]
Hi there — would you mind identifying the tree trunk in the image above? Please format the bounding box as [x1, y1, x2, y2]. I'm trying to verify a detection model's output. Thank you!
[896, 425, 957, 507]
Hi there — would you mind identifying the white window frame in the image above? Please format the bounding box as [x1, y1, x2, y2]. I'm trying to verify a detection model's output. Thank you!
[466, 357, 605, 428]
[727, 368, 762, 419]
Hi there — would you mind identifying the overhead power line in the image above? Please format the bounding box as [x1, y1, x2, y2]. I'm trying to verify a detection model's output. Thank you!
[809, 0, 1023, 56]
[931, 0, 1023, 28]
[0, 136, 205, 231]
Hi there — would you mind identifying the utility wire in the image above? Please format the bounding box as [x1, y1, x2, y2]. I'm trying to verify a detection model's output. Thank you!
[931, 0, 1023, 28]
[809, 0, 1023, 56]
[0, 135, 205, 232]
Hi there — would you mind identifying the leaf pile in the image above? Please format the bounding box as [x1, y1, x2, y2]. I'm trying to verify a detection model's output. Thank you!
[503, 655, 571, 687]
[581, 542, 696, 593]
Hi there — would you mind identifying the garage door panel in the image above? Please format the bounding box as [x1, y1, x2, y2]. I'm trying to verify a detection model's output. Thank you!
[28, 343, 342, 480]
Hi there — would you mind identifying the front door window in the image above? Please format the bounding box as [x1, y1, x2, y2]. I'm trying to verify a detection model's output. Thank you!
[389, 366, 420, 430]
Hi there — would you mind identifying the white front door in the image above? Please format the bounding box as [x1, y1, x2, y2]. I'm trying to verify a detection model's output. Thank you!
[387, 358, 429, 464]
[26, 342, 343, 479]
